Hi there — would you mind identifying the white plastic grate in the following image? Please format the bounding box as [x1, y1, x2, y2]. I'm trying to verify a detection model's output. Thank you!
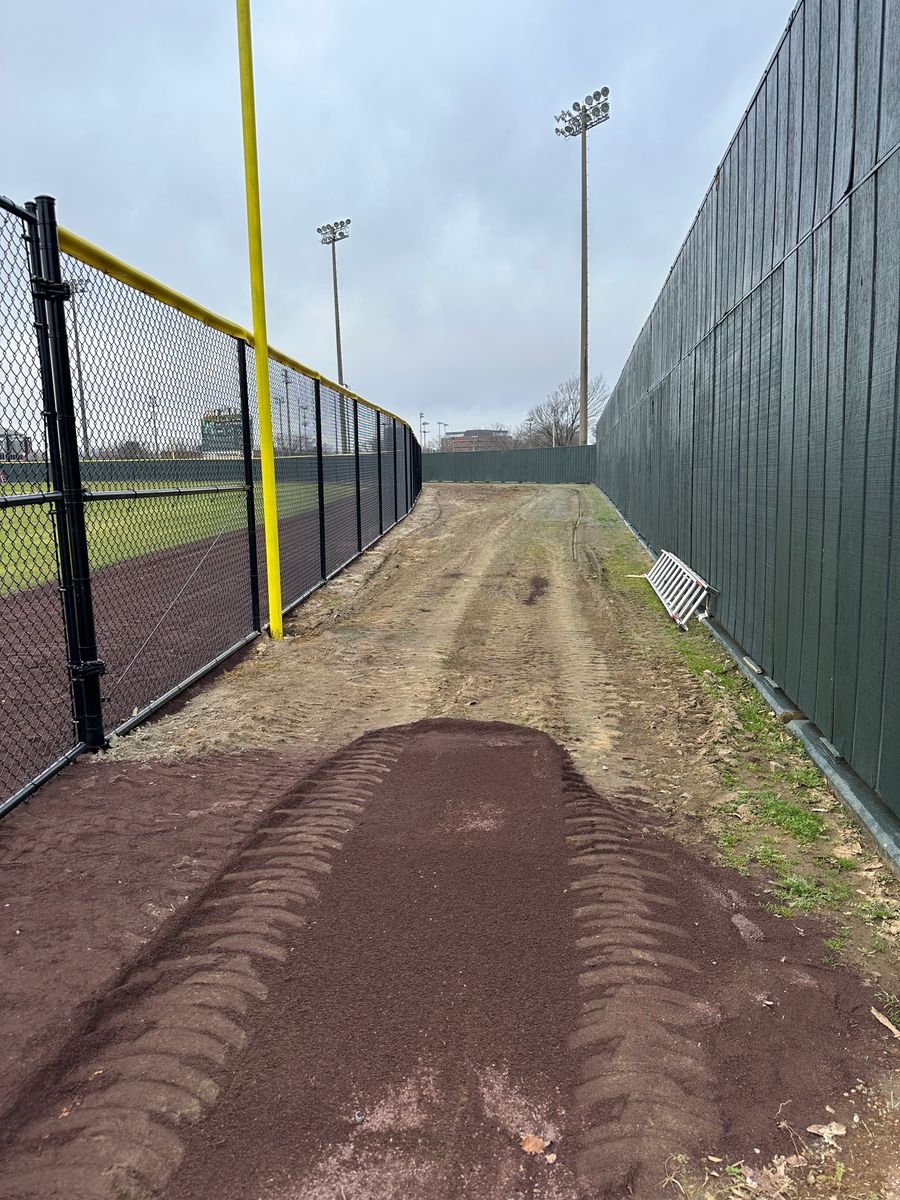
[644, 551, 712, 628]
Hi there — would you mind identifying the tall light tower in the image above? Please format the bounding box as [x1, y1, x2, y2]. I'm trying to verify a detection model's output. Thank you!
[316, 219, 351, 387]
[555, 86, 610, 445]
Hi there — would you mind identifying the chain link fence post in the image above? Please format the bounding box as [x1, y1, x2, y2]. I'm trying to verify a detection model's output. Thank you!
[410, 425, 414, 512]
[376, 410, 383, 535]
[23, 201, 82, 752]
[31, 196, 106, 751]
[236, 339, 261, 632]
[353, 398, 362, 554]
[314, 378, 327, 581]
[392, 418, 399, 526]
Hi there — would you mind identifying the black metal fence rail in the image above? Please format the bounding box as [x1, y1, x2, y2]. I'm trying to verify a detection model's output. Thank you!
[595, 0, 900, 819]
[0, 193, 420, 815]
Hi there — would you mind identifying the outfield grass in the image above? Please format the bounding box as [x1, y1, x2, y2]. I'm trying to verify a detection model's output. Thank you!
[1, 480, 355, 595]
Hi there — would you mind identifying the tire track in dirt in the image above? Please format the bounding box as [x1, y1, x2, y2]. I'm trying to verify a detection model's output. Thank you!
[561, 764, 721, 1196]
[0, 752, 300, 1124]
[0, 731, 406, 1200]
[425, 488, 624, 789]
[1, 721, 888, 1200]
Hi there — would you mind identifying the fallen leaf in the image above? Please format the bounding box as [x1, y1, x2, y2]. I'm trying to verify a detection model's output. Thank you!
[871, 1006, 900, 1039]
[806, 1122, 846, 1141]
[520, 1134, 548, 1154]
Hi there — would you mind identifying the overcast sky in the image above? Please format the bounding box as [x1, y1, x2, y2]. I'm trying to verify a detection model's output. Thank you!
[2, 0, 792, 439]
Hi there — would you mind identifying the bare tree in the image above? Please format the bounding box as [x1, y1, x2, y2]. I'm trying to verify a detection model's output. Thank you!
[514, 374, 609, 448]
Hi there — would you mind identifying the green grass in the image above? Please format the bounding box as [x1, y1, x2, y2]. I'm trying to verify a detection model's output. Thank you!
[874, 990, 900, 1024]
[823, 926, 851, 953]
[1, 480, 354, 594]
[857, 898, 900, 924]
[752, 839, 787, 870]
[714, 788, 826, 844]
[832, 856, 857, 872]
[782, 762, 823, 789]
[719, 833, 788, 876]
[825, 926, 854, 964]
[749, 789, 826, 844]
[769, 873, 853, 914]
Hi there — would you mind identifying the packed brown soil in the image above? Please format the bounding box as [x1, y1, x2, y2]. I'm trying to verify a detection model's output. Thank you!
[525, 574, 549, 605]
[0, 750, 304, 1122]
[1, 722, 894, 1200]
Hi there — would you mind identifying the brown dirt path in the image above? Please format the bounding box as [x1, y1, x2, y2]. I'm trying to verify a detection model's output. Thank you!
[105, 486, 643, 794]
[0, 721, 891, 1200]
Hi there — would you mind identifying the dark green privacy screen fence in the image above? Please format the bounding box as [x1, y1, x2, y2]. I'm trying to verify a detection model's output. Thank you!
[595, 0, 900, 817]
[423, 445, 596, 484]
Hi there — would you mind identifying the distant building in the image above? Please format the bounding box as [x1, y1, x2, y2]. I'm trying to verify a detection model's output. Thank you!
[201, 408, 242, 458]
[443, 428, 511, 453]
[0, 428, 33, 461]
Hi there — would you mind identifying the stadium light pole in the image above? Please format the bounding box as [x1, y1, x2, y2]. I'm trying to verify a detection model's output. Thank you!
[554, 86, 610, 445]
[316, 220, 351, 387]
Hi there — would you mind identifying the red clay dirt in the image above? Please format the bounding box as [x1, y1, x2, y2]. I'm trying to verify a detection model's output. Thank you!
[0, 720, 892, 1200]
[0, 748, 306, 1124]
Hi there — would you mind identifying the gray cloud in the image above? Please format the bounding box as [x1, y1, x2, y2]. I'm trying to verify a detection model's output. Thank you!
[1, 0, 792, 436]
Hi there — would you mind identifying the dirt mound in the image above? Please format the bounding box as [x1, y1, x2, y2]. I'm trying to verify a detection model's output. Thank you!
[0, 721, 891, 1200]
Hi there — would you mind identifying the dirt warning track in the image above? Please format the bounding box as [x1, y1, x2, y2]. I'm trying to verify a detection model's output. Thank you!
[0, 720, 886, 1200]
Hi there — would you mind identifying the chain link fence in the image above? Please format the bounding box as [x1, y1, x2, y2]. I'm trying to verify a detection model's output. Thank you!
[0, 199, 75, 804]
[0, 193, 420, 815]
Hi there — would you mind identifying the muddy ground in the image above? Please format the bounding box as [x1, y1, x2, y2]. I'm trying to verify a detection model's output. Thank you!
[1, 484, 898, 1199]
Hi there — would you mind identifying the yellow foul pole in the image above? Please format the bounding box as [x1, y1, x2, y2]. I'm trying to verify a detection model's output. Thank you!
[236, 0, 283, 637]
